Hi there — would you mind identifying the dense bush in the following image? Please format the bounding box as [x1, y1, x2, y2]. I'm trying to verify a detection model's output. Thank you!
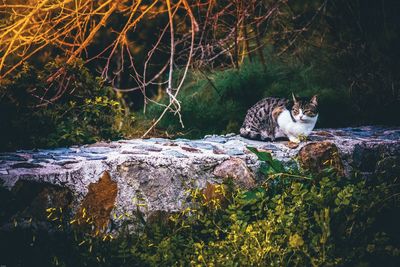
[0, 61, 125, 151]
[186, 149, 400, 266]
[1, 150, 399, 266]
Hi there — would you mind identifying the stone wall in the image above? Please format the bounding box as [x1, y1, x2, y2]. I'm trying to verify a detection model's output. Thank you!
[1, 126, 399, 231]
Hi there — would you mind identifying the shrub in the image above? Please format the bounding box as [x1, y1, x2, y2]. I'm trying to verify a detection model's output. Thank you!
[182, 149, 400, 266]
[0, 60, 124, 151]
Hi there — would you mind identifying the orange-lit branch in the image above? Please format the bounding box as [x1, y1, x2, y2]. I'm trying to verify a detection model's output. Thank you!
[0, 0, 313, 135]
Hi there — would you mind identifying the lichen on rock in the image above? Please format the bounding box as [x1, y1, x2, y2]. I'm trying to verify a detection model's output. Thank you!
[75, 171, 117, 232]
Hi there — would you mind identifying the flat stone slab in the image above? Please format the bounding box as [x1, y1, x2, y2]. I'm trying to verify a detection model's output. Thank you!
[0, 126, 399, 231]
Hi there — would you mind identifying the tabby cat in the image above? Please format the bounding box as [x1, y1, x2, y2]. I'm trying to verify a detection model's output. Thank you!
[240, 94, 318, 143]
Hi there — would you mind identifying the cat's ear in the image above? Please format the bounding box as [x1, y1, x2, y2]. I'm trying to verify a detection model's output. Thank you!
[310, 95, 318, 105]
[292, 93, 297, 103]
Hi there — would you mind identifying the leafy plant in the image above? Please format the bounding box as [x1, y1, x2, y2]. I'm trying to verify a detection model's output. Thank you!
[0, 60, 125, 151]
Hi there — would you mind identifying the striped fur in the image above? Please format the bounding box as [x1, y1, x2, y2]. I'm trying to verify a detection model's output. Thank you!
[240, 97, 289, 141]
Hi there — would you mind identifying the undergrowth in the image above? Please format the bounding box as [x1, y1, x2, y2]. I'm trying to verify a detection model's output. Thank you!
[0, 60, 125, 151]
[0, 149, 399, 266]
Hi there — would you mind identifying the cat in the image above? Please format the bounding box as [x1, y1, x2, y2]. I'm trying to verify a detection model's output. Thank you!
[240, 94, 318, 143]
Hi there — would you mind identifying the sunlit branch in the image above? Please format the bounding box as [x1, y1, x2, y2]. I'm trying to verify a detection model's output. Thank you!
[0, 0, 321, 136]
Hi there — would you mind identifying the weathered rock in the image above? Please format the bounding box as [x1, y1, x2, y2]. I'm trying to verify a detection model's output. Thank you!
[352, 142, 400, 172]
[375, 156, 400, 178]
[75, 171, 118, 231]
[0, 181, 73, 230]
[0, 126, 399, 232]
[11, 162, 43, 169]
[19, 183, 73, 221]
[213, 158, 256, 188]
[298, 141, 344, 176]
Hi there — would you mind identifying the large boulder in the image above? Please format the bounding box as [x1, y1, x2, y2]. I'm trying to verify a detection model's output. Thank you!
[0, 126, 399, 231]
[213, 157, 256, 189]
[298, 141, 344, 176]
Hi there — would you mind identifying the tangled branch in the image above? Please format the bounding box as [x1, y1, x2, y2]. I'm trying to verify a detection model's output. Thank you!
[0, 0, 322, 136]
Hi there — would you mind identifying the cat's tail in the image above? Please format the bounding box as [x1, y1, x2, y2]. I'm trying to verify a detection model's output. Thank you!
[240, 127, 260, 140]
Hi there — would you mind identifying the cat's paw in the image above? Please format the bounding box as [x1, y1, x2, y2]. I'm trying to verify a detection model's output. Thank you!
[288, 136, 301, 143]
[298, 134, 308, 142]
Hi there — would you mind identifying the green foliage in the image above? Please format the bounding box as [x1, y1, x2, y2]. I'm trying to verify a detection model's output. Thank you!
[0, 61, 124, 151]
[247, 146, 287, 175]
[51, 96, 123, 146]
[1, 151, 399, 266]
[182, 149, 400, 266]
[191, 177, 398, 266]
[143, 54, 354, 138]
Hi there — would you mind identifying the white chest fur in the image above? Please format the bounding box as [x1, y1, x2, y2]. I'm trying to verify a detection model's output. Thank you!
[276, 109, 318, 142]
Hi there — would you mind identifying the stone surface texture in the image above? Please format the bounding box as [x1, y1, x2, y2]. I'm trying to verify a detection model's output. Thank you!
[298, 141, 345, 176]
[75, 171, 118, 231]
[1, 126, 399, 229]
[213, 158, 255, 189]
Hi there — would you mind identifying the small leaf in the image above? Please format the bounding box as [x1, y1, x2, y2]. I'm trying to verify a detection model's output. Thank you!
[247, 146, 273, 163]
